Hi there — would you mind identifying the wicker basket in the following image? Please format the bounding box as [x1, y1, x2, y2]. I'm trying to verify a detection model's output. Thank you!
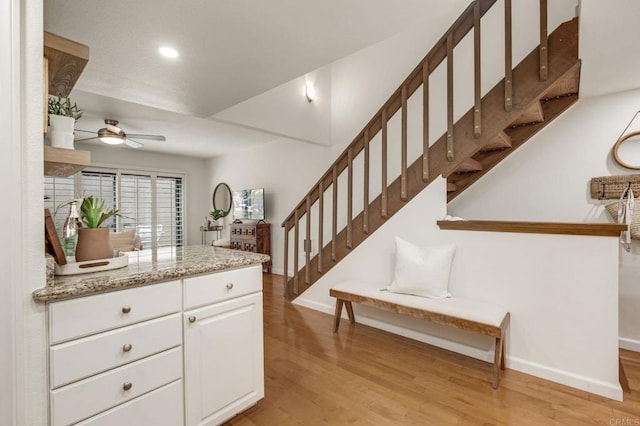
[590, 174, 640, 200]
[604, 203, 640, 240]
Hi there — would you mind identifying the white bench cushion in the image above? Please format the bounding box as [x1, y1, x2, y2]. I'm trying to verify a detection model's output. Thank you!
[332, 280, 508, 328]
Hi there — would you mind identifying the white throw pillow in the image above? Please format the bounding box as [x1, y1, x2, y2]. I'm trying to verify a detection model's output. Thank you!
[387, 237, 455, 299]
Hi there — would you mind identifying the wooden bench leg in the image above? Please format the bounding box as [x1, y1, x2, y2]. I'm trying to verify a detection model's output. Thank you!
[333, 299, 344, 333]
[492, 325, 508, 389]
[500, 337, 506, 371]
[345, 301, 356, 324]
[492, 336, 502, 389]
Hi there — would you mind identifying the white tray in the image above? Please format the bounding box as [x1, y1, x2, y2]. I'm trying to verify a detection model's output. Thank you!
[55, 253, 129, 276]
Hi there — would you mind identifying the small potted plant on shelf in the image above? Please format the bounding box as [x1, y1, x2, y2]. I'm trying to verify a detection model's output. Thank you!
[208, 209, 224, 230]
[47, 94, 83, 150]
[74, 196, 120, 262]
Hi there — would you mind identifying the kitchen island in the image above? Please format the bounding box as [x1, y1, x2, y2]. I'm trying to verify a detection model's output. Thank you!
[34, 245, 269, 426]
[34, 245, 269, 302]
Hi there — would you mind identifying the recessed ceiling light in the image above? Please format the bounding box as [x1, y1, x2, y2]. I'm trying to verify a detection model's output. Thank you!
[159, 46, 179, 59]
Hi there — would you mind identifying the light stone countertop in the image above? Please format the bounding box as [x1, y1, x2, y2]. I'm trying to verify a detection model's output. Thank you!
[33, 246, 270, 303]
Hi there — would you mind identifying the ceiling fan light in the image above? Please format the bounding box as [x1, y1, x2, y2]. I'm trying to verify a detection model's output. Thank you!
[100, 135, 125, 145]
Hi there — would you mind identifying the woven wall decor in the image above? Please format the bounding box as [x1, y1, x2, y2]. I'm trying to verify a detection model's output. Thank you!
[590, 174, 640, 200]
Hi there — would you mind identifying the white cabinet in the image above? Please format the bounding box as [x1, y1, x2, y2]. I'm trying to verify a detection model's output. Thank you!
[183, 266, 264, 426]
[48, 281, 184, 426]
[46, 265, 264, 426]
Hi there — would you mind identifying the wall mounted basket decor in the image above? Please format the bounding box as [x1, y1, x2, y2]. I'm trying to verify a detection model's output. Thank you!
[590, 174, 640, 200]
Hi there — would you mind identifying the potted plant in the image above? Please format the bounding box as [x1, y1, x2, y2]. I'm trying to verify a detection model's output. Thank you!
[47, 94, 83, 150]
[74, 196, 120, 262]
[209, 209, 224, 230]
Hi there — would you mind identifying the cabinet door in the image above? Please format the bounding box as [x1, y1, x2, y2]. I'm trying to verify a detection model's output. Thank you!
[184, 292, 264, 426]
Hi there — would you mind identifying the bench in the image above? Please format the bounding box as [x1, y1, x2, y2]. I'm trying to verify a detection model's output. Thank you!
[330, 280, 510, 388]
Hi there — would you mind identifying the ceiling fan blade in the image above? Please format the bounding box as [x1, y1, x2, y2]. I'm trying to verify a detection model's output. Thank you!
[126, 134, 166, 142]
[75, 129, 97, 134]
[105, 124, 123, 134]
[124, 138, 144, 148]
[74, 136, 99, 142]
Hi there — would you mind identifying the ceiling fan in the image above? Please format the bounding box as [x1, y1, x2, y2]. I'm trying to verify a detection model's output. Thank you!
[75, 119, 166, 148]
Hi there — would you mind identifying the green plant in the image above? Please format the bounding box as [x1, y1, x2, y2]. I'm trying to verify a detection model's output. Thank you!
[48, 94, 84, 121]
[209, 209, 225, 221]
[79, 196, 120, 228]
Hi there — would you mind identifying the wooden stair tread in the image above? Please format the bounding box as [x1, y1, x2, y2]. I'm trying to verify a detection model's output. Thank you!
[542, 62, 581, 98]
[481, 131, 512, 152]
[447, 182, 458, 192]
[510, 100, 544, 126]
[447, 90, 579, 202]
[453, 158, 483, 174]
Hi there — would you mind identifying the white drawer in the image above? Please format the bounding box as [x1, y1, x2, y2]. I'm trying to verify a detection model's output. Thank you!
[183, 265, 262, 310]
[51, 347, 182, 426]
[75, 380, 184, 426]
[49, 280, 181, 344]
[50, 313, 182, 389]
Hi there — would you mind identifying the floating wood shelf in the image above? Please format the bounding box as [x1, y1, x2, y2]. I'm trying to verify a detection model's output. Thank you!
[437, 220, 626, 237]
[44, 31, 89, 97]
[44, 146, 90, 177]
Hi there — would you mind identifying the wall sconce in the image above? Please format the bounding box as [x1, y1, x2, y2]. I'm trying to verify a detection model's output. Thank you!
[305, 83, 316, 103]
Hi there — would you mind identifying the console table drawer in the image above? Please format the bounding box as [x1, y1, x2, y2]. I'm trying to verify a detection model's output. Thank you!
[51, 347, 182, 426]
[50, 313, 182, 388]
[49, 280, 181, 344]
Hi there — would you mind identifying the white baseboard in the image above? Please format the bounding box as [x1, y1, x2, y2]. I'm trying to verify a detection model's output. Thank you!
[507, 357, 622, 401]
[294, 296, 623, 401]
[619, 337, 640, 352]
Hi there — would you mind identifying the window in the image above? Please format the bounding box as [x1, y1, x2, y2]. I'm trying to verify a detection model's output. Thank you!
[44, 167, 185, 249]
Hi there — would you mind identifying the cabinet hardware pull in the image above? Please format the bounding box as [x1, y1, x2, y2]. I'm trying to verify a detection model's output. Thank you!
[226, 283, 234, 290]
[123, 382, 132, 391]
[122, 306, 131, 314]
[188, 316, 196, 323]
[122, 343, 132, 352]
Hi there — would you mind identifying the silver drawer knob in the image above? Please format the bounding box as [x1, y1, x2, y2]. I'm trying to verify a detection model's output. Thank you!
[122, 306, 131, 314]
[188, 316, 197, 323]
[226, 283, 234, 290]
[122, 343, 132, 353]
[123, 382, 132, 391]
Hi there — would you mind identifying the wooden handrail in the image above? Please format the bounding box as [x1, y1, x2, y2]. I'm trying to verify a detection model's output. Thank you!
[281, 0, 498, 229]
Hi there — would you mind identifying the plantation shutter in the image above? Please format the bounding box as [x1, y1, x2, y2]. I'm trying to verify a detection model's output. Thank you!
[80, 171, 118, 230]
[44, 167, 185, 250]
[44, 176, 76, 227]
[156, 176, 184, 247]
[120, 174, 154, 249]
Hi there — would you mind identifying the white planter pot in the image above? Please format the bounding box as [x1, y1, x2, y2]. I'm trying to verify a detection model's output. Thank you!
[48, 114, 75, 150]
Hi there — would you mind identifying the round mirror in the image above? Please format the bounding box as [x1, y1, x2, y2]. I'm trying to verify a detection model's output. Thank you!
[212, 183, 232, 217]
[614, 131, 640, 170]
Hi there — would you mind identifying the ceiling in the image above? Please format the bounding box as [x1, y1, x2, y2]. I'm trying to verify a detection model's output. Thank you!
[44, 0, 467, 158]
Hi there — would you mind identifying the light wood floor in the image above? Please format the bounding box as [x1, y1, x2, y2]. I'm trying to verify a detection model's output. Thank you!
[226, 273, 640, 425]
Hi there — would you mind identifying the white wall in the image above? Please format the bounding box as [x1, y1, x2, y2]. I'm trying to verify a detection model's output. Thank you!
[10, 0, 49, 423]
[213, 66, 332, 146]
[1, 0, 21, 424]
[296, 178, 622, 400]
[79, 144, 210, 247]
[448, 89, 640, 352]
[579, 0, 640, 97]
[207, 137, 336, 273]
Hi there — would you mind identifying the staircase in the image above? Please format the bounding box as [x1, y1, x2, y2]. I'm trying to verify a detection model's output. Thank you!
[282, 0, 580, 301]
